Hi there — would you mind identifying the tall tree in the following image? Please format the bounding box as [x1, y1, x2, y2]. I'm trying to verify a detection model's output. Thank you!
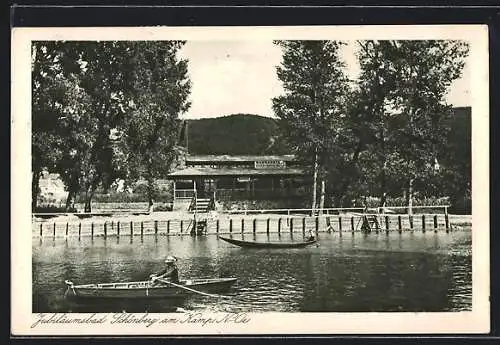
[60, 42, 137, 212]
[32, 42, 86, 210]
[32, 41, 137, 211]
[121, 41, 191, 210]
[272, 40, 351, 212]
[354, 40, 469, 211]
[32, 41, 190, 212]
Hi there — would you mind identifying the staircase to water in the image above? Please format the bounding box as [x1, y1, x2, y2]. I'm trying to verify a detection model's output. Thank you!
[192, 198, 211, 213]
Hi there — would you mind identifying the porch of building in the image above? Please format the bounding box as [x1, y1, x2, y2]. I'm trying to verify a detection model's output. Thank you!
[168, 166, 309, 209]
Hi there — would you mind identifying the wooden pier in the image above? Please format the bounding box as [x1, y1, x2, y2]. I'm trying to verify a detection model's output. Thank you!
[32, 212, 468, 240]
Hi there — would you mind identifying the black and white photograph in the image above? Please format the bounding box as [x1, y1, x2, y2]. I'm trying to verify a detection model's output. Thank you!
[12, 25, 489, 335]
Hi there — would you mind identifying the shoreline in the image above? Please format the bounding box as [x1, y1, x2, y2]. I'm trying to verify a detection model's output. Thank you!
[32, 211, 472, 223]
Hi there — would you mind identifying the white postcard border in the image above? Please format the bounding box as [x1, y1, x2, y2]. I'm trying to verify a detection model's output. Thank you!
[11, 25, 490, 335]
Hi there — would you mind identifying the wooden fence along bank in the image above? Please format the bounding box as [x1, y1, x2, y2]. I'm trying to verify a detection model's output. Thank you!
[32, 210, 468, 240]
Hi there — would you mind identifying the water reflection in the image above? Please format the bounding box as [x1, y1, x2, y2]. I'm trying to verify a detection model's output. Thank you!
[32, 231, 472, 313]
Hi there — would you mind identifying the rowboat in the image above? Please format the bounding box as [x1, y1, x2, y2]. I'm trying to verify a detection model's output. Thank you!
[64, 277, 237, 301]
[219, 236, 317, 249]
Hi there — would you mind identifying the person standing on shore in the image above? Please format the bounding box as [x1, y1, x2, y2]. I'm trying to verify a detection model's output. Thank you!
[150, 256, 180, 285]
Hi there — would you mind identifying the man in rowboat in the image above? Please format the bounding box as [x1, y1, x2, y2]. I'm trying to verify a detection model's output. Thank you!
[150, 256, 180, 286]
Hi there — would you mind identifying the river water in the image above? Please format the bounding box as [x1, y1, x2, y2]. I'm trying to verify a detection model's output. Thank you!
[32, 230, 472, 313]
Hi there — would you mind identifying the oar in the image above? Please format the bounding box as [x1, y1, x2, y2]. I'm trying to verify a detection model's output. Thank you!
[154, 277, 231, 299]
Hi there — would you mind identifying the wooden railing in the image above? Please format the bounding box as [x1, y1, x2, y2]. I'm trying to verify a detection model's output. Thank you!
[215, 188, 307, 200]
[175, 189, 196, 199]
[225, 205, 451, 216]
[188, 194, 196, 212]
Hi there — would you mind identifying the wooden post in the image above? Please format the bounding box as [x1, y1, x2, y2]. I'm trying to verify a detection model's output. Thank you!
[104, 222, 107, 239]
[65, 223, 69, 237]
[117, 221, 120, 236]
[130, 221, 133, 236]
[302, 217, 306, 236]
[180, 220, 183, 234]
[111, 221, 114, 231]
[154, 220, 158, 235]
[253, 218, 257, 233]
[78, 222, 81, 238]
[39, 223, 43, 237]
[216, 219, 220, 234]
[385, 216, 389, 232]
[422, 215, 426, 231]
[241, 218, 245, 233]
[53, 223, 56, 238]
[290, 217, 293, 233]
[398, 216, 402, 232]
[338, 216, 342, 233]
[266, 218, 270, 234]
[229, 219, 233, 233]
[140, 221, 144, 236]
[167, 220, 170, 234]
[315, 217, 319, 234]
[351, 217, 355, 232]
[91, 222, 94, 238]
[278, 218, 281, 234]
[433, 215, 438, 229]
[409, 215, 414, 230]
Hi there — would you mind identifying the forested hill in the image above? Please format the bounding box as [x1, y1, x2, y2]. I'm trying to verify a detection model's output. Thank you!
[185, 114, 290, 155]
[183, 108, 470, 157]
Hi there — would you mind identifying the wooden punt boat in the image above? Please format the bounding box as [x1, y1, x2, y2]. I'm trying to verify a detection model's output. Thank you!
[64, 277, 237, 301]
[219, 236, 317, 249]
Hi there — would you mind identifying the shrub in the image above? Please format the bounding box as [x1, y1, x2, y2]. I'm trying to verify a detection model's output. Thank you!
[34, 204, 77, 213]
[153, 203, 173, 212]
[220, 198, 309, 211]
[74, 191, 173, 203]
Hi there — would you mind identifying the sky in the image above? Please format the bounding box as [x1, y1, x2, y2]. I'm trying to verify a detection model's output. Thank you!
[178, 40, 471, 120]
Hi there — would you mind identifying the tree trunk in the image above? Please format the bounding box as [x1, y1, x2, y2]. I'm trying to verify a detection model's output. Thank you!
[311, 148, 318, 215]
[84, 191, 92, 213]
[84, 200, 92, 213]
[335, 139, 364, 208]
[83, 182, 98, 213]
[380, 192, 387, 212]
[379, 164, 387, 211]
[407, 178, 414, 215]
[32, 169, 41, 211]
[379, 122, 387, 211]
[319, 178, 326, 214]
[148, 188, 155, 213]
[65, 189, 76, 212]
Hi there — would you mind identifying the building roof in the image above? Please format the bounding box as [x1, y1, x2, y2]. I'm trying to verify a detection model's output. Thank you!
[185, 154, 296, 163]
[168, 166, 305, 178]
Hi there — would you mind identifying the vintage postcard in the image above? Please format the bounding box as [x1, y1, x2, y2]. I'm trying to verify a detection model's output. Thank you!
[12, 25, 489, 335]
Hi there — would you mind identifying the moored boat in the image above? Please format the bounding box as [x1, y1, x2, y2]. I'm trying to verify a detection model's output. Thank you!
[64, 277, 237, 301]
[219, 236, 317, 248]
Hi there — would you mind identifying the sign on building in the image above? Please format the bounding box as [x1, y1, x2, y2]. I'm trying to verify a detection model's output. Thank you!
[254, 160, 286, 169]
